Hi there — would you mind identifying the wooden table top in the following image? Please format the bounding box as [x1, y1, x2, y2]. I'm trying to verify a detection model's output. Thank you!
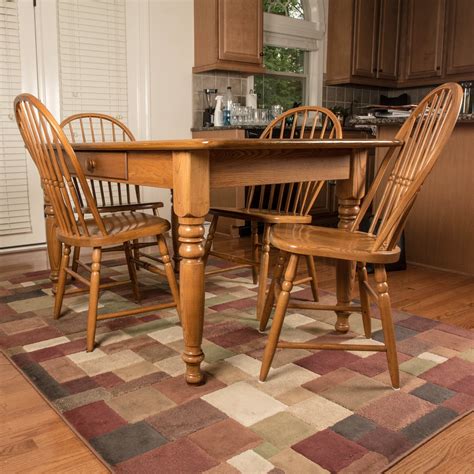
[70, 138, 403, 152]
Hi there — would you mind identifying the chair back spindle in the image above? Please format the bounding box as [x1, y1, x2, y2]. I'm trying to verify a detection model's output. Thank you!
[60, 113, 140, 208]
[351, 83, 463, 252]
[14, 94, 108, 239]
[245, 106, 342, 215]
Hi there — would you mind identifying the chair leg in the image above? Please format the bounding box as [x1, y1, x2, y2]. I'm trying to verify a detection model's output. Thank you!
[251, 221, 259, 284]
[256, 224, 272, 321]
[260, 254, 299, 382]
[157, 235, 181, 324]
[124, 241, 141, 302]
[374, 264, 400, 389]
[357, 262, 372, 338]
[133, 239, 141, 270]
[54, 244, 70, 319]
[259, 251, 287, 332]
[203, 215, 218, 266]
[71, 246, 80, 275]
[86, 248, 102, 352]
[305, 255, 319, 302]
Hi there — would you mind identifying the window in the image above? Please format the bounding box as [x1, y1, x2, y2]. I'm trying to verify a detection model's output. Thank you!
[264, 0, 305, 19]
[254, 45, 306, 109]
[0, 0, 32, 237]
[251, 0, 325, 110]
[57, 0, 128, 122]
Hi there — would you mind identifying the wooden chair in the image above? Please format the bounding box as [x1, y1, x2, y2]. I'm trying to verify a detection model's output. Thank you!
[204, 106, 343, 320]
[14, 94, 180, 352]
[258, 83, 463, 388]
[60, 113, 165, 280]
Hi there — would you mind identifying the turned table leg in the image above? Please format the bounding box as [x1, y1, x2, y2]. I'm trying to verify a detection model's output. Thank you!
[335, 150, 367, 333]
[44, 192, 61, 284]
[170, 190, 180, 273]
[178, 217, 206, 384]
[173, 150, 210, 384]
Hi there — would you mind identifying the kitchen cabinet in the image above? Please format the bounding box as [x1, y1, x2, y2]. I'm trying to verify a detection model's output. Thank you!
[444, 0, 474, 77]
[403, 0, 445, 81]
[326, 0, 401, 87]
[377, 0, 402, 80]
[351, 0, 378, 79]
[326, 0, 474, 87]
[193, 0, 265, 74]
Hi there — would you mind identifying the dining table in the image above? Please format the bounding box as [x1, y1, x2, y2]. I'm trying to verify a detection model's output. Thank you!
[45, 138, 402, 384]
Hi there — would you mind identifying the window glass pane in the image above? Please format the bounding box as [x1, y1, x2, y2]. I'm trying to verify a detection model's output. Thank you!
[264, 0, 304, 19]
[263, 45, 305, 74]
[254, 75, 304, 109]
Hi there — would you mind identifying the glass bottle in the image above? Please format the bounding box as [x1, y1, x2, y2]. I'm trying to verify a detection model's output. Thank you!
[224, 86, 233, 126]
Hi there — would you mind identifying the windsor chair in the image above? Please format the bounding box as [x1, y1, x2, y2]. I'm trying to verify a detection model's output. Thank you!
[258, 83, 463, 388]
[204, 106, 343, 320]
[15, 94, 180, 352]
[60, 113, 165, 282]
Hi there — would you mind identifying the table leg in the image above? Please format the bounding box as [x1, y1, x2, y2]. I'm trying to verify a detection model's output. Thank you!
[172, 150, 210, 384]
[335, 150, 367, 333]
[170, 190, 180, 273]
[178, 217, 206, 384]
[44, 192, 61, 284]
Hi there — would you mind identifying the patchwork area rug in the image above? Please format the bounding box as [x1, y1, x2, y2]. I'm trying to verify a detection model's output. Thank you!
[1, 258, 473, 473]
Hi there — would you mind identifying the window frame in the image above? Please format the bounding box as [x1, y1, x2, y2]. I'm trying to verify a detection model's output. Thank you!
[248, 0, 325, 108]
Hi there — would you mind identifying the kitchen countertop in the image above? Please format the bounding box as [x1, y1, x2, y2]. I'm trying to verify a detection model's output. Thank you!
[348, 113, 474, 127]
[191, 124, 374, 133]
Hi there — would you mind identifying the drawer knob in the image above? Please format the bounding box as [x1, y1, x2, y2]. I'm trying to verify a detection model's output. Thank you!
[87, 159, 96, 172]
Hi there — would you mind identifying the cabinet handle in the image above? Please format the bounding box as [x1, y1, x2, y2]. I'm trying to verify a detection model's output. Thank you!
[378, 69, 383, 72]
[436, 66, 441, 71]
[259, 52, 264, 57]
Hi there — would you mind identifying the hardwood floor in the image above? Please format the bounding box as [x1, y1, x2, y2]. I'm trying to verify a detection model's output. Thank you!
[0, 238, 472, 471]
[0, 352, 109, 473]
[386, 411, 474, 473]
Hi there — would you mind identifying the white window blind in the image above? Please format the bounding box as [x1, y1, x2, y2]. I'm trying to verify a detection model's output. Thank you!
[57, 0, 128, 122]
[0, 0, 32, 237]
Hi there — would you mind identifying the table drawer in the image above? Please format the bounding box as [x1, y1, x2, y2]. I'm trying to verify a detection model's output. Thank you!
[75, 152, 128, 180]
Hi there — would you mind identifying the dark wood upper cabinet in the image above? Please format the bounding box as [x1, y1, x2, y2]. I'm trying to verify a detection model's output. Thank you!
[377, 0, 401, 80]
[326, 0, 401, 87]
[352, 0, 379, 79]
[193, 0, 265, 74]
[444, 0, 474, 76]
[404, 0, 446, 80]
[327, 0, 474, 87]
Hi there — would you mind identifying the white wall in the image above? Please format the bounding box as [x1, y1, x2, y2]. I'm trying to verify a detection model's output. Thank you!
[146, 0, 194, 219]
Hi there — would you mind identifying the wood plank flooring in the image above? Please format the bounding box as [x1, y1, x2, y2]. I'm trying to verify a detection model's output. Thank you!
[386, 411, 474, 473]
[0, 239, 473, 471]
[0, 352, 110, 473]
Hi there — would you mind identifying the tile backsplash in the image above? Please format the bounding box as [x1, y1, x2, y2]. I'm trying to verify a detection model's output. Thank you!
[192, 71, 437, 127]
[192, 72, 248, 128]
[322, 82, 435, 116]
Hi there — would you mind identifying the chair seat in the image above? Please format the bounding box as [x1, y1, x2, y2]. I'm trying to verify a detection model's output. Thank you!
[270, 224, 401, 264]
[96, 201, 164, 213]
[59, 212, 170, 247]
[209, 207, 313, 224]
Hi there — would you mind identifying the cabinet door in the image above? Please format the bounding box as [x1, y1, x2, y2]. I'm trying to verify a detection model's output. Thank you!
[218, 0, 263, 65]
[444, 0, 474, 76]
[352, 0, 379, 78]
[405, 0, 445, 80]
[377, 0, 401, 80]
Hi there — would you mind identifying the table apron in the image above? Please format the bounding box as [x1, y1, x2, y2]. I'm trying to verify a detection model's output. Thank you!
[77, 149, 352, 188]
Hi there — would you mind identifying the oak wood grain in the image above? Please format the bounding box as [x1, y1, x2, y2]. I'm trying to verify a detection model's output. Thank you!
[0, 352, 110, 473]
